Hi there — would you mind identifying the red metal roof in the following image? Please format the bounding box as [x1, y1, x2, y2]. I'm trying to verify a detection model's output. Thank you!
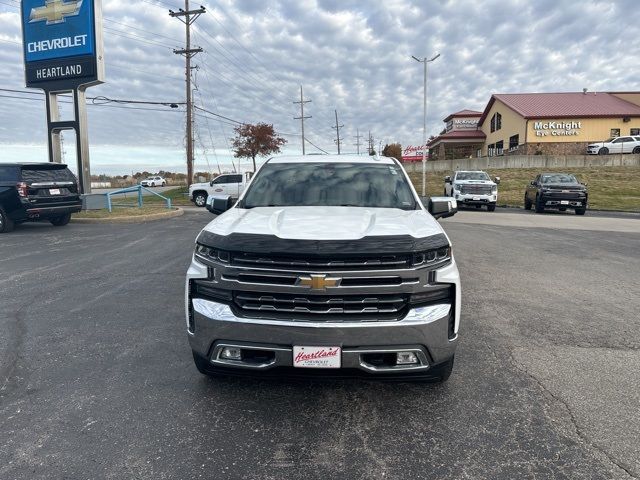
[478, 92, 640, 125]
[427, 129, 486, 147]
[443, 109, 483, 122]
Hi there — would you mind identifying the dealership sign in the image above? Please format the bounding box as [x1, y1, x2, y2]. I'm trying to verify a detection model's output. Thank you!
[447, 118, 479, 132]
[534, 120, 582, 137]
[21, 0, 104, 88]
[402, 144, 428, 162]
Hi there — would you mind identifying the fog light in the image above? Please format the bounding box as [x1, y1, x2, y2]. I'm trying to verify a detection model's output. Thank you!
[396, 351, 419, 365]
[221, 347, 242, 360]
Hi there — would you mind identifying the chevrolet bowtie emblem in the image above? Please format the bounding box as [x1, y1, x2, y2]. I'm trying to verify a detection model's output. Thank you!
[297, 274, 341, 290]
[30, 0, 83, 25]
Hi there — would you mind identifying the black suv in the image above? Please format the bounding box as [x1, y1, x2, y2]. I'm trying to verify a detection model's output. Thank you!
[524, 173, 588, 215]
[0, 163, 82, 233]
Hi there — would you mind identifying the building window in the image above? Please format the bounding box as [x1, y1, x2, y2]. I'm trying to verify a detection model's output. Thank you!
[496, 140, 504, 156]
[476, 149, 482, 158]
[611, 128, 621, 137]
[490, 113, 502, 133]
[509, 134, 519, 151]
[487, 144, 495, 157]
[630, 128, 640, 136]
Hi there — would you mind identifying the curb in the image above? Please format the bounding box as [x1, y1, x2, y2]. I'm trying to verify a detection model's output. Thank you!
[71, 208, 184, 224]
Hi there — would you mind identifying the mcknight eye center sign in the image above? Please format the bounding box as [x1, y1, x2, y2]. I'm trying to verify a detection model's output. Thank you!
[21, 0, 104, 89]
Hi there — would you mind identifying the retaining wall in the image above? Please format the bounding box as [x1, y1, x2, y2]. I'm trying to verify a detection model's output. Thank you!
[403, 154, 640, 173]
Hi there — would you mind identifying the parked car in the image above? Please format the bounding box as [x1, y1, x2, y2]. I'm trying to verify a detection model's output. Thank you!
[587, 136, 640, 155]
[189, 172, 251, 207]
[140, 176, 166, 187]
[0, 163, 82, 233]
[524, 173, 587, 215]
[444, 170, 500, 211]
[186, 155, 461, 382]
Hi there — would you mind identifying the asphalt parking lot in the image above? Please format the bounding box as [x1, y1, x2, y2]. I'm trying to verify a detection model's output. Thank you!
[1, 209, 639, 479]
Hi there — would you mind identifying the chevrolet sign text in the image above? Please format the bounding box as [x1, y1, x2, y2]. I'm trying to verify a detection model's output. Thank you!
[27, 34, 88, 54]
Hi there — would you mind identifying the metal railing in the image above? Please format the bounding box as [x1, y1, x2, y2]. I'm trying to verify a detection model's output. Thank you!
[105, 185, 172, 212]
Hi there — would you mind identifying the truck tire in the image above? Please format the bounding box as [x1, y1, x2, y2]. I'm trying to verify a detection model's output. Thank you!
[193, 192, 207, 207]
[432, 355, 455, 382]
[487, 204, 496, 212]
[575, 207, 586, 215]
[535, 195, 545, 213]
[633, 146, 640, 154]
[192, 351, 211, 375]
[0, 207, 15, 233]
[50, 213, 72, 226]
[524, 194, 532, 210]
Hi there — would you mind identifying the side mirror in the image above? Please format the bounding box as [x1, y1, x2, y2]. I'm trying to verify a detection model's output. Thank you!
[210, 181, 215, 187]
[444, 175, 452, 184]
[582, 182, 588, 187]
[426, 196, 458, 219]
[494, 176, 501, 185]
[206, 195, 234, 215]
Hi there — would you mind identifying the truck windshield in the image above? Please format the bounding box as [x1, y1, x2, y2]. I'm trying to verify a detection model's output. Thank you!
[241, 162, 418, 210]
[456, 172, 490, 181]
[541, 174, 578, 184]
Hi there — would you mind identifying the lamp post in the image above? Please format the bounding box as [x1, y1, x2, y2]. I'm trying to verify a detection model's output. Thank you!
[412, 53, 440, 196]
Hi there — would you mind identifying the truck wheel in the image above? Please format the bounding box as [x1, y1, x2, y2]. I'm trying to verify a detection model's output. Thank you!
[524, 194, 532, 210]
[193, 192, 207, 207]
[633, 146, 640, 154]
[535, 195, 545, 213]
[432, 356, 455, 382]
[0, 207, 15, 233]
[487, 204, 496, 212]
[50, 213, 72, 226]
[598, 147, 609, 155]
[192, 351, 211, 375]
[443, 189, 447, 196]
[575, 207, 586, 215]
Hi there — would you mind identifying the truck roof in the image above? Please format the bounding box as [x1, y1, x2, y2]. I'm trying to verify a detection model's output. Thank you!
[268, 155, 398, 165]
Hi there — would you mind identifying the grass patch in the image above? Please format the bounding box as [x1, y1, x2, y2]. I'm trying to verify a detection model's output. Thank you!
[408, 166, 640, 212]
[73, 205, 178, 219]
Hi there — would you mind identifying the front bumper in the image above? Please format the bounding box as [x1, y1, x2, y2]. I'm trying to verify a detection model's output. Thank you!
[454, 193, 497, 205]
[185, 257, 461, 376]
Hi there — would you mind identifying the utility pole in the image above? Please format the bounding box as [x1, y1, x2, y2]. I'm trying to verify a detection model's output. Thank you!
[293, 85, 311, 155]
[353, 128, 363, 155]
[368, 131, 375, 155]
[332, 110, 344, 155]
[170, 1, 205, 186]
[412, 53, 440, 196]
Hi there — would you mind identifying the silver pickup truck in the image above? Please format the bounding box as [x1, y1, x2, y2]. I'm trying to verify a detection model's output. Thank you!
[185, 155, 461, 381]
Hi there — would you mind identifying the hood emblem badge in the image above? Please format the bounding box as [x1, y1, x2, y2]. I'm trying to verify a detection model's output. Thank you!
[297, 274, 341, 290]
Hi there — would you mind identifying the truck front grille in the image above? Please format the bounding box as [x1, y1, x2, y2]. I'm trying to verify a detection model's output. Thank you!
[231, 252, 413, 271]
[460, 185, 492, 195]
[233, 291, 409, 321]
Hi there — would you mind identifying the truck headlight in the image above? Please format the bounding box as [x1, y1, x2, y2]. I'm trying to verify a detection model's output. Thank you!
[412, 247, 451, 267]
[195, 244, 230, 263]
[492, 185, 498, 194]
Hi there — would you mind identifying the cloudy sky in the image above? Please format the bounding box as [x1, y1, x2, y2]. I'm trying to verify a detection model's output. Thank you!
[1, 0, 639, 175]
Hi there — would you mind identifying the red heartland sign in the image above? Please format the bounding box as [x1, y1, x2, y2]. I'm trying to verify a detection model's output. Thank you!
[402, 144, 429, 162]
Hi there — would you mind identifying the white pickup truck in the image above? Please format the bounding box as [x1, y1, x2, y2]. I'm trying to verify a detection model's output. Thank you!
[185, 155, 461, 382]
[444, 170, 500, 211]
[189, 172, 252, 207]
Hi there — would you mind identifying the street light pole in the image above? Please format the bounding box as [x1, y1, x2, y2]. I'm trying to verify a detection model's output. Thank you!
[412, 53, 440, 196]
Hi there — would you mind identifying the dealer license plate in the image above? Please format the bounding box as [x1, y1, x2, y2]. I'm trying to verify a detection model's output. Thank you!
[293, 346, 341, 369]
[560, 200, 569, 205]
[49, 188, 61, 195]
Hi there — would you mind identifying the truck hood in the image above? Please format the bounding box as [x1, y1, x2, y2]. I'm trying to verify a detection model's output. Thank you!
[202, 206, 446, 240]
[189, 182, 208, 191]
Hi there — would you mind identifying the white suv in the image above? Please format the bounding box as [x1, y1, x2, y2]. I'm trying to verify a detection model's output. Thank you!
[141, 176, 166, 187]
[444, 170, 499, 211]
[587, 136, 640, 155]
